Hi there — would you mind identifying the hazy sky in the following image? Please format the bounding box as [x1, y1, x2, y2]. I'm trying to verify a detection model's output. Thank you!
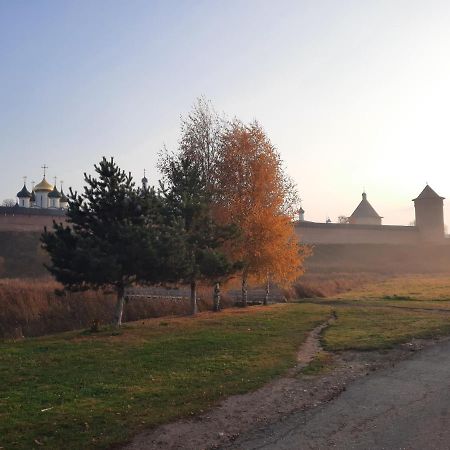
[1, 0, 450, 225]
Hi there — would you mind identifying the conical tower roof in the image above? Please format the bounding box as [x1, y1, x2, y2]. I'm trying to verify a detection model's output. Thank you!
[48, 185, 61, 198]
[60, 188, 69, 203]
[142, 169, 148, 187]
[17, 184, 31, 198]
[413, 185, 445, 201]
[350, 192, 382, 219]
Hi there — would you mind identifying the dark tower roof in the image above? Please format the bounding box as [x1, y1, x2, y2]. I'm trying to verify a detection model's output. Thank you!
[48, 186, 61, 198]
[17, 184, 32, 198]
[142, 169, 148, 188]
[350, 192, 382, 219]
[413, 185, 445, 201]
[60, 189, 69, 203]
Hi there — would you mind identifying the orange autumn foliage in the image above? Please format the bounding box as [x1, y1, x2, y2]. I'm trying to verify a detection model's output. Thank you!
[214, 121, 311, 287]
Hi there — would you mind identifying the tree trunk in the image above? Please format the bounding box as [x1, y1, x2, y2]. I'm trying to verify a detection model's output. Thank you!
[114, 284, 125, 327]
[213, 282, 221, 312]
[264, 275, 270, 306]
[241, 273, 248, 307]
[190, 280, 198, 315]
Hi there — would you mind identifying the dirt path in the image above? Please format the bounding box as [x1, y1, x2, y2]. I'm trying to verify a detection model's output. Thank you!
[123, 318, 424, 450]
[295, 317, 332, 366]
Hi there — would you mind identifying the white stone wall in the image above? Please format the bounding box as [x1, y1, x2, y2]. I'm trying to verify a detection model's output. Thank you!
[49, 197, 60, 208]
[35, 192, 49, 208]
[19, 198, 30, 208]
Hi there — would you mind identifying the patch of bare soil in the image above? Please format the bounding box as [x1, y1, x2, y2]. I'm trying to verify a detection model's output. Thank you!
[123, 319, 434, 450]
[295, 317, 333, 366]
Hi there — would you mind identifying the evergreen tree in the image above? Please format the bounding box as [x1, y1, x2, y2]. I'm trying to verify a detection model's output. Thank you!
[42, 157, 172, 326]
[160, 154, 239, 314]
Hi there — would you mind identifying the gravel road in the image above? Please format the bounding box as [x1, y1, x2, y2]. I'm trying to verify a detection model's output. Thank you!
[224, 338, 450, 450]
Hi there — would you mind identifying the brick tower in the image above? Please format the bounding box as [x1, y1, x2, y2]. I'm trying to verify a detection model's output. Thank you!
[413, 185, 445, 242]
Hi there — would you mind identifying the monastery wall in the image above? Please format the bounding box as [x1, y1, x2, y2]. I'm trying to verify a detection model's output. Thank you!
[295, 222, 421, 245]
[0, 214, 426, 244]
[0, 211, 66, 232]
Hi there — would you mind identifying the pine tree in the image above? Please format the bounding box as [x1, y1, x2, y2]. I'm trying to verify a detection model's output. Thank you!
[160, 154, 239, 314]
[42, 157, 171, 326]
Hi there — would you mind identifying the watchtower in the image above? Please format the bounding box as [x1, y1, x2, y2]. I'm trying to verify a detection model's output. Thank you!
[348, 192, 382, 225]
[413, 185, 445, 242]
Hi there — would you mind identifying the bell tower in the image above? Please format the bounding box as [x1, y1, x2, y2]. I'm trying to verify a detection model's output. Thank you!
[413, 185, 445, 242]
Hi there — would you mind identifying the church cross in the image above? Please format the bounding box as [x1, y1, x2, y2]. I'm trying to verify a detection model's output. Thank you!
[41, 164, 48, 177]
[23, 176, 27, 185]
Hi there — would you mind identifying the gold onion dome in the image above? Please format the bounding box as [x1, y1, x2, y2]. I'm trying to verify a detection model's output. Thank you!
[34, 177, 53, 192]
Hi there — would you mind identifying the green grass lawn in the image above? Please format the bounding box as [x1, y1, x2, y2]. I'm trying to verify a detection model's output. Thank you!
[4, 286, 450, 450]
[0, 304, 330, 450]
[322, 306, 450, 351]
[311, 274, 450, 350]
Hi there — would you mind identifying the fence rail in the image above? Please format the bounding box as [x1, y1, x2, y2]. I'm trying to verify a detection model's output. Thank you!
[124, 287, 285, 304]
[124, 291, 191, 302]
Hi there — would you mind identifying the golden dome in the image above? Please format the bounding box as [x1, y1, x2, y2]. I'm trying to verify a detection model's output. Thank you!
[34, 177, 53, 192]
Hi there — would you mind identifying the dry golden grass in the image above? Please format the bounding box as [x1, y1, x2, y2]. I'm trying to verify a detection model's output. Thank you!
[4, 272, 450, 339]
[332, 274, 450, 301]
[292, 272, 380, 298]
[0, 278, 233, 338]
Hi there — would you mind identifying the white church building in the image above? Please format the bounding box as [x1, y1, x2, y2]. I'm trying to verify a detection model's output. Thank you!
[16, 168, 68, 210]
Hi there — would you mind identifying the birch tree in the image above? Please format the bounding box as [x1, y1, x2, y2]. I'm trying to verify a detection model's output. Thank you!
[159, 99, 239, 312]
[215, 121, 310, 305]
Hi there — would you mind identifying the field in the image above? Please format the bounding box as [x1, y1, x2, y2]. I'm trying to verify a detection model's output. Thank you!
[0, 278, 235, 338]
[1, 304, 329, 449]
[0, 273, 375, 339]
[331, 274, 450, 303]
[315, 274, 450, 350]
[3, 274, 450, 449]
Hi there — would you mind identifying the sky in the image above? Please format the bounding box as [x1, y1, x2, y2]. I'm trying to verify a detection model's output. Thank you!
[1, 0, 450, 225]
